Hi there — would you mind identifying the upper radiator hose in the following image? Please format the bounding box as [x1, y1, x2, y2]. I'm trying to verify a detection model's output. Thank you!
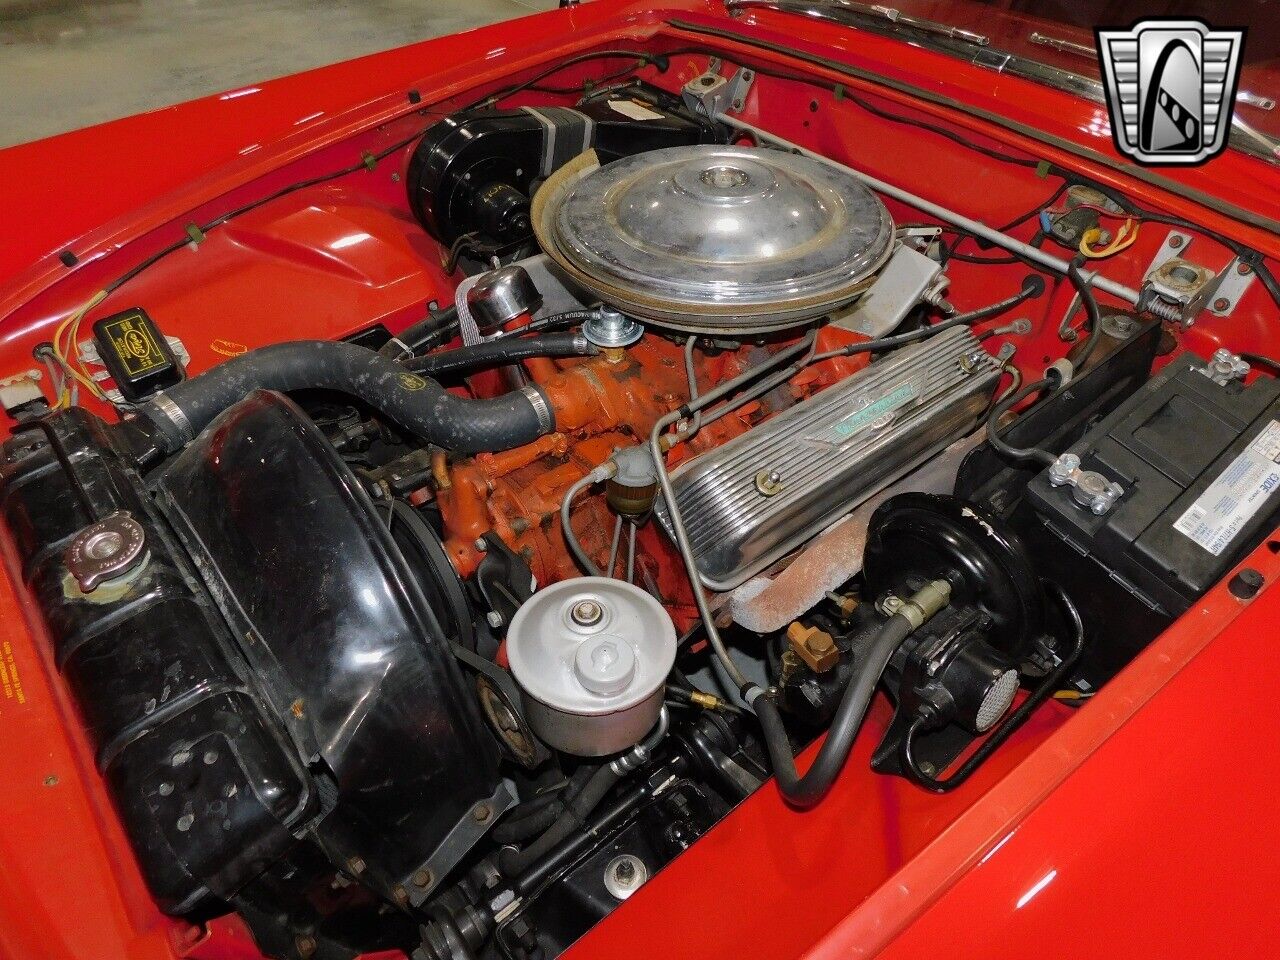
[138, 340, 555, 454]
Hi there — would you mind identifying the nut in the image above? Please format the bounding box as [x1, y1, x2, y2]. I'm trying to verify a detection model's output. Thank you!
[412, 868, 433, 888]
[570, 599, 604, 627]
[785, 622, 839, 673]
[754, 469, 784, 497]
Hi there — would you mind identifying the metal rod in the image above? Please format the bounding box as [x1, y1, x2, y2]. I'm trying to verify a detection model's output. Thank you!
[716, 114, 1143, 306]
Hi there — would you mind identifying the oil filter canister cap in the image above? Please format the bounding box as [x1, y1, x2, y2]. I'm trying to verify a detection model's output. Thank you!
[507, 577, 676, 757]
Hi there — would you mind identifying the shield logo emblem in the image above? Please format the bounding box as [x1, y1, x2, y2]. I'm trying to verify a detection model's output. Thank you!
[1096, 19, 1246, 166]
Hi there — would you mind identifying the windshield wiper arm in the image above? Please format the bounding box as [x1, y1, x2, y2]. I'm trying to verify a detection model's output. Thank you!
[1028, 31, 1094, 59]
[725, 0, 989, 47]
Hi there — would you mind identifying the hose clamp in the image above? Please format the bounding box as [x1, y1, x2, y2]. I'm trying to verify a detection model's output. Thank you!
[520, 385, 555, 434]
[150, 392, 194, 445]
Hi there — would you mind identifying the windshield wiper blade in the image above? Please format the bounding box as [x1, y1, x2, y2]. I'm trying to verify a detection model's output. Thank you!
[726, 0, 989, 47]
[863, 3, 988, 46]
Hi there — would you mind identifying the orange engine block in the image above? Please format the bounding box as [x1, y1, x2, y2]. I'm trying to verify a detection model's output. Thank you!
[430, 328, 866, 628]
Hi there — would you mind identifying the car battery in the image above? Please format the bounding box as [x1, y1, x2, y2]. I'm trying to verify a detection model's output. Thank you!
[1022, 351, 1280, 686]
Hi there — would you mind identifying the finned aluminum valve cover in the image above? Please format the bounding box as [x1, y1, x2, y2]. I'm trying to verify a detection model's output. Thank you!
[656, 327, 1001, 591]
[534, 145, 894, 333]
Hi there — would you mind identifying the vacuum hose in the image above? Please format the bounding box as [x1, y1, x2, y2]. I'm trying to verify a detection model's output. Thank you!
[404, 332, 597, 378]
[752, 580, 950, 808]
[138, 340, 555, 455]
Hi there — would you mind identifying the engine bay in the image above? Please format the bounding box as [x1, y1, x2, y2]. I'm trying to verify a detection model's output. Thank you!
[2, 35, 1279, 960]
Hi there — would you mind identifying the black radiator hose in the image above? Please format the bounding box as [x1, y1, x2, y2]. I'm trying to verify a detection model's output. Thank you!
[138, 340, 555, 455]
[404, 332, 598, 378]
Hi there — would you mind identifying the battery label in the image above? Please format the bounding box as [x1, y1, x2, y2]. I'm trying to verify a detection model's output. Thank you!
[1173, 419, 1280, 556]
[100, 311, 165, 376]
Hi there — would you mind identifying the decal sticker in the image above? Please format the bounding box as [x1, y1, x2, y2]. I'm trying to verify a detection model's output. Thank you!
[100, 311, 165, 376]
[0, 640, 27, 705]
[818, 381, 919, 444]
[210, 338, 249, 357]
[1174, 419, 1280, 555]
[397, 372, 428, 391]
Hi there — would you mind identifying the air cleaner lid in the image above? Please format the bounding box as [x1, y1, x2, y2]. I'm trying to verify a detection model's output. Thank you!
[539, 145, 894, 331]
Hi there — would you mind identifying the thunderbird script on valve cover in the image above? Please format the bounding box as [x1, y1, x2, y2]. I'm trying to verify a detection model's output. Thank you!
[1, 2, 1280, 959]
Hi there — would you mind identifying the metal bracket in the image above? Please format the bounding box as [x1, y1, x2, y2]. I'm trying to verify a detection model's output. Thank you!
[1207, 259, 1258, 317]
[1140, 231, 1256, 326]
[405, 779, 517, 907]
[832, 243, 943, 337]
[681, 61, 755, 118]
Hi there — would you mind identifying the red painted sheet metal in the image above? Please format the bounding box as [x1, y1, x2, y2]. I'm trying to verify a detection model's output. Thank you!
[865, 551, 1280, 958]
[1, 2, 1279, 959]
[572, 539, 1280, 960]
[667, 7, 1280, 253]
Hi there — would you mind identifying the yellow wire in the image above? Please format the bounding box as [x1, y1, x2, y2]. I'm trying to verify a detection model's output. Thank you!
[51, 290, 110, 407]
[1078, 219, 1139, 260]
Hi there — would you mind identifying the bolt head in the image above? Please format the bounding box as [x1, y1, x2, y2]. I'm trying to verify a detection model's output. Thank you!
[570, 598, 604, 627]
[1213, 297, 1231, 312]
[486, 611, 504, 629]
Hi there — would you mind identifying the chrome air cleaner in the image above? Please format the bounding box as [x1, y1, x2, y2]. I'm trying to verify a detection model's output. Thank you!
[535, 145, 894, 333]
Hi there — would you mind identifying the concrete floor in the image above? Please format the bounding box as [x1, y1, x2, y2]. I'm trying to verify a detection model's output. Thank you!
[0, 0, 558, 148]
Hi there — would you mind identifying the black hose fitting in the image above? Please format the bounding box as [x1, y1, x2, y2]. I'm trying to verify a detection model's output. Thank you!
[138, 340, 555, 455]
